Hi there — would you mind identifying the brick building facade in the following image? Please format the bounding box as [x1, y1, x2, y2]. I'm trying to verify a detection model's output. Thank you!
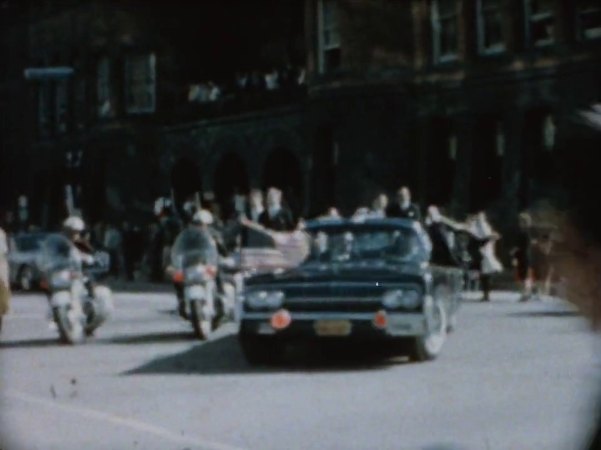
[1, 1, 600, 240]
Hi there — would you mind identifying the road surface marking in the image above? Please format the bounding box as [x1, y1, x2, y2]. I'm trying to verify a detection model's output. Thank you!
[2, 389, 246, 450]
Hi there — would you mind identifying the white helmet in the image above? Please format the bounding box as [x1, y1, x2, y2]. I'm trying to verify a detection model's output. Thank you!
[63, 216, 85, 232]
[191, 209, 213, 225]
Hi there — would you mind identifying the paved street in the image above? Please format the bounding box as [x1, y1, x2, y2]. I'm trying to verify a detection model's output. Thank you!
[0, 289, 598, 450]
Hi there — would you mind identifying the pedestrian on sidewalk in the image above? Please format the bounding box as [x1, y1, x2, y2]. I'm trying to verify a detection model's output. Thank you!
[532, 230, 555, 298]
[467, 211, 503, 302]
[511, 212, 534, 302]
[122, 221, 138, 281]
[0, 220, 12, 333]
[104, 222, 123, 279]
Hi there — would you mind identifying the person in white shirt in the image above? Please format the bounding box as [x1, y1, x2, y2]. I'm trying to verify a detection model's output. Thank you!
[246, 189, 265, 223]
[370, 193, 389, 218]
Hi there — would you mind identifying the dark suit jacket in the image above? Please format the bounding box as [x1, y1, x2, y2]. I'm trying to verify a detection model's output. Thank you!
[385, 203, 422, 221]
[259, 208, 295, 231]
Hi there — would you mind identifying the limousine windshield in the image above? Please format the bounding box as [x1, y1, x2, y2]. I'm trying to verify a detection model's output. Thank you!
[306, 227, 428, 264]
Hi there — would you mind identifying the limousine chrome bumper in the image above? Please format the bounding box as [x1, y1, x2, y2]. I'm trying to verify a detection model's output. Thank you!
[240, 310, 426, 338]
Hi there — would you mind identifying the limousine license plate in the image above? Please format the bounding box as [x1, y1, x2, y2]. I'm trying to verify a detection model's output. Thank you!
[314, 320, 352, 336]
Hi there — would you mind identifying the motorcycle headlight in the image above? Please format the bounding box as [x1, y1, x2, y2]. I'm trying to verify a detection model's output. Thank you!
[51, 270, 72, 289]
[246, 290, 285, 310]
[382, 289, 422, 310]
[185, 265, 207, 283]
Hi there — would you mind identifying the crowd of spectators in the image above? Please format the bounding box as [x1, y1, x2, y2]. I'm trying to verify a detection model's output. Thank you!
[187, 65, 306, 105]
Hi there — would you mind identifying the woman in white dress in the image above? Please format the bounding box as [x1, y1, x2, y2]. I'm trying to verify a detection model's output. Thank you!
[468, 212, 503, 301]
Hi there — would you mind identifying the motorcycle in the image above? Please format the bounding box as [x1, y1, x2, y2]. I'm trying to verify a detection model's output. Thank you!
[39, 234, 113, 344]
[170, 228, 238, 339]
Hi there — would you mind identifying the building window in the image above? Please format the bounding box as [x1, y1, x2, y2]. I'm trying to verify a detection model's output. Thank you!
[317, 0, 341, 73]
[125, 53, 156, 114]
[97, 57, 114, 118]
[525, 0, 555, 47]
[55, 79, 68, 133]
[431, 0, 459, 63]
[577, 1, 601, 40]
[477, 0, 505, 54]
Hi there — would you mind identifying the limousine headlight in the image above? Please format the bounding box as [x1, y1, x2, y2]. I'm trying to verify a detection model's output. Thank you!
[246, 290, 285, 310]
[382, 289, 421, 310]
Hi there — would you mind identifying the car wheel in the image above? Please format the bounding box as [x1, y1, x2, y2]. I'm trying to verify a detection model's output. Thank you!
[239, 334, 284, 366]
[408, 296, 448, 362]
[19, 265, 34, 291]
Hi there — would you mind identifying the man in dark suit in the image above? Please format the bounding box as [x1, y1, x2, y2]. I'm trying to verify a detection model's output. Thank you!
[259, 187, 295, 231]
[386, 186, 422, 221]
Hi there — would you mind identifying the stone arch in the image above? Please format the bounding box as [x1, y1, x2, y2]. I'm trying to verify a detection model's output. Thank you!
[212, 152, 250, 219]
[262, 147, 303, 218]
[203, 132, 249, 190]
[170, 156, 202, 209]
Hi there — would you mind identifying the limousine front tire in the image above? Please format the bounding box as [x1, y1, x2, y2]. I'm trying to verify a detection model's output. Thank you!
[408, 297, 448, 362]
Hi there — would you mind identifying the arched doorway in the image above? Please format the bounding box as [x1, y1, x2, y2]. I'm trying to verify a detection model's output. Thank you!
[262, 148, 303, 218]
[171, 157, 202, 211]
[213, 152, 249, 219]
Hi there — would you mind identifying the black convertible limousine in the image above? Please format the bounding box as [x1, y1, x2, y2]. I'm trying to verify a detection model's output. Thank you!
[238, 218, 464, 365]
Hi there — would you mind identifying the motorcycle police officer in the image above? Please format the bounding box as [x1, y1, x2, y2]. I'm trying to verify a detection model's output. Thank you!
[170, 209, 227, 318]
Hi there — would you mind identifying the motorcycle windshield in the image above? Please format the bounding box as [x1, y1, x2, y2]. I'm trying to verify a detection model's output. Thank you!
[38, 234, 81, 274]
[171, 229, 218, 269]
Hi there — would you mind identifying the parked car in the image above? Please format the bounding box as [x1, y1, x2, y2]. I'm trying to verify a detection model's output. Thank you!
[8, 232, 50, 291]
[238, 218, 464, 365]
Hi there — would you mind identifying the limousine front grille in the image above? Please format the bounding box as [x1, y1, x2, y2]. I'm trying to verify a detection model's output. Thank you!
[275, 282, 423, 313]
[283, 297, 382, 313]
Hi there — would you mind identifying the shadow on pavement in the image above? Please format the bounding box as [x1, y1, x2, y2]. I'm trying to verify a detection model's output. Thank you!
[507, 309, 580, 318]
[107, 280, 172, 294]
[104, 331, 196, 345]
[123, 334, 405, 376]
[0, 337, 59, 349]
